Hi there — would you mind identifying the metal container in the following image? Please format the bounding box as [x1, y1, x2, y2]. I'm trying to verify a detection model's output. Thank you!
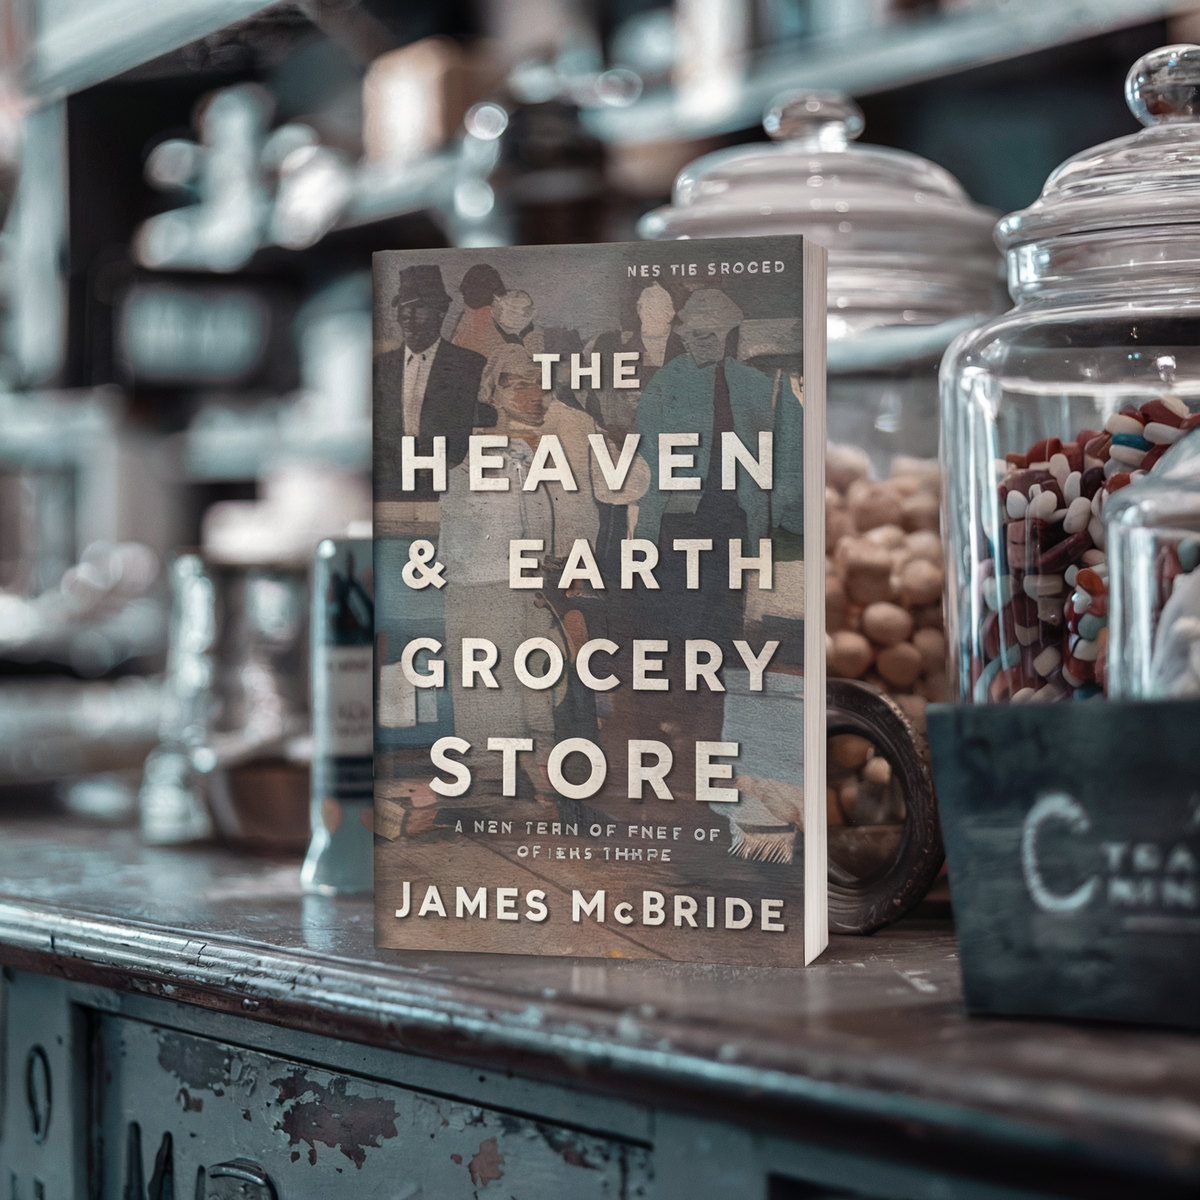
[302, 536, 374, 895]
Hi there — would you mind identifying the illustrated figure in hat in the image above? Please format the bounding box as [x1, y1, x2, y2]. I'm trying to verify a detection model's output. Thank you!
[374, 263, 488, 502]
[449, 262, 507, 359]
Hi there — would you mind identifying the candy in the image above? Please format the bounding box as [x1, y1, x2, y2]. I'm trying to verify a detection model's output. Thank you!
[1070, 634, 1101, 662]
[827, 451, 948, 702]
[848, 479, 902, 532]
[876, 641, 923, 688]
[1033, 646, 1062, 676]
[1006, 490, 1028, 520]
[1062, 652, 1095, 687]
[1039, 532, 1093, 573]
[1062, 496, 1092, 534]
[1109, 442, 1148, 467]
[901, 491, 940, 532]
[898, 557, 943, 607]
[830, 630, 873, 678]
[838, 538, 895, 606]
[1139, 399, 1185, 428]
[1106, 413, 1146, 436]
[862, 602, 913, 647]
[912, 626, 946, 672]
[1143, 421, 1184, 445]
[1141, 443, 1169, 472]
[1079, 466, 1105, 499]
[974, 397, 1193, 703]
[982, 573, 1013, 611]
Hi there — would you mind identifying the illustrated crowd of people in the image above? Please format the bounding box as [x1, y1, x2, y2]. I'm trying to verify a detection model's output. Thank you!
[375, 258, 807, 846]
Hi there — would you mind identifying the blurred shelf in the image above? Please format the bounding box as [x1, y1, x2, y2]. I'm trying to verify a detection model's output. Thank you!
[584, 0, 1199, 145]
[21, 0, 275, 100]
[183, 414, 371, 480]
[338, 152, 459, 230]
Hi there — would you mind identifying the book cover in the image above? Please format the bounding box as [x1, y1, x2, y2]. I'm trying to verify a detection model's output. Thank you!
[373, 236, 827, 965]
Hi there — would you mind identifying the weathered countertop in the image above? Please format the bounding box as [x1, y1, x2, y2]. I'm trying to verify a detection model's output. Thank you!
[2, 814, 1199, 1192]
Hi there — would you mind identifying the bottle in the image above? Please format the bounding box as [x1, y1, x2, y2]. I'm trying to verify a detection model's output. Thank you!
[302, 536, 374, 894]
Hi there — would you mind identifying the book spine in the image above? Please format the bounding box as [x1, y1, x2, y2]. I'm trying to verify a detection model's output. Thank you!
[803, 238, 829, 965]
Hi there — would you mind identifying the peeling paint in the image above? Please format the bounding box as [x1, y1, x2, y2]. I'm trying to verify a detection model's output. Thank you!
[156, 1030, 229, 1095]
[467, 1138, 504, 1187]
[270, 1068, 399, 1169]
[540, 1126, 601, 1171]
[176, 1088, 203, 1113]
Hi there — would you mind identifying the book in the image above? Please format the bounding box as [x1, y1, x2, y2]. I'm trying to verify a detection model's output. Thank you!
[373, 236, 827, 965]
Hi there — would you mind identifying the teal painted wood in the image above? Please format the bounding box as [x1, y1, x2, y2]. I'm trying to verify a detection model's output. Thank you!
[0, 817, 1199, 1197]
[929, 699, 1200, 1030]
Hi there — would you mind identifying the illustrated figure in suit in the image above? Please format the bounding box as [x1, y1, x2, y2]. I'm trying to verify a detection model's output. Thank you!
[374, 264, 488, 502]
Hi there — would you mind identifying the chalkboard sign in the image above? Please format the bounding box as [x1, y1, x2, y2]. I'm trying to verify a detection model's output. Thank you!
[928, 699, 1200, 1030]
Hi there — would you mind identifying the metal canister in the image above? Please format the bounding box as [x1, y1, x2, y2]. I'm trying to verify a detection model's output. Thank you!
[302, 536, 374, 894]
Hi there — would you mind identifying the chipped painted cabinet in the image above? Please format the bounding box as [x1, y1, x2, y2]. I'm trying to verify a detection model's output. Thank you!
[0, 969, 655, 1200]
[98, 1017, 650, 1198]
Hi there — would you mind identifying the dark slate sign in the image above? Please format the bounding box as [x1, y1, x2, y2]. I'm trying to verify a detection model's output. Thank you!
[928, 699, 1200, 1031]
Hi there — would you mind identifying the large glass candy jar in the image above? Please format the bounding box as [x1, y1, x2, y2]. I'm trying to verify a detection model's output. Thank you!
[942, 45, 1200, 704]
[640, 90, 1002, 716]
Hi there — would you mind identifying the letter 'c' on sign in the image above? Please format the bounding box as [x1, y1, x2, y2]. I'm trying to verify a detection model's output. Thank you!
[1021, 791, 1099, 913]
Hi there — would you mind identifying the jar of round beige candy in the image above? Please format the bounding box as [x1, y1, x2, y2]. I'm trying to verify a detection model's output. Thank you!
[641, 88, 1003, 728]
[825, 445, 948, 726]
[642, 97, 999, 919]
[942, 44, 1200, 704]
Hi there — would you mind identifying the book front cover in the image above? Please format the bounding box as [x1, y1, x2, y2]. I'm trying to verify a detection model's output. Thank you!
[373, 237, 822, 965]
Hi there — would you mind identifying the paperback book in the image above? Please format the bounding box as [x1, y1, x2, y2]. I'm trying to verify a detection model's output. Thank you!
[373, 236, 827, 965]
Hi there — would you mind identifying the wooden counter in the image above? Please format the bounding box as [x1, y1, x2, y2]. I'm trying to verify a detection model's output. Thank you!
[0, 815, 1196, 1199]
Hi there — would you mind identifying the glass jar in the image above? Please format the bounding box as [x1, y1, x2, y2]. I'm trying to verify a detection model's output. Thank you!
[942, 44, 1200, 705]
[638, 93, 999, 922]
[1106, 427, 1200, 698]
[640, 91, 1002, 720]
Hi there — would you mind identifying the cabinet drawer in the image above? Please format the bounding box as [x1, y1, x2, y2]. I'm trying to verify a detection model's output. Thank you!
[98, 1016, 652, 1199]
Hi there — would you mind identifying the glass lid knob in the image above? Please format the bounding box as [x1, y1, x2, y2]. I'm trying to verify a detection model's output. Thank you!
[763, 90, 865, 148]
[1126, 44, 1200, 126]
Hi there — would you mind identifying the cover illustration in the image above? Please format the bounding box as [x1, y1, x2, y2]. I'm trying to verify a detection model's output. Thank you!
[373, 236, 827, 965]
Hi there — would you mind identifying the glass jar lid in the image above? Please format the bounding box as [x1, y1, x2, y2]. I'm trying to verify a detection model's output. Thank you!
[999, 45, 1200, 249]
[639, 90, 1002, 362]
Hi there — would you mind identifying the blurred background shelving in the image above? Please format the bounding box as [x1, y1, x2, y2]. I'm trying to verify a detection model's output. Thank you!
[0, 0, 1194, 816]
